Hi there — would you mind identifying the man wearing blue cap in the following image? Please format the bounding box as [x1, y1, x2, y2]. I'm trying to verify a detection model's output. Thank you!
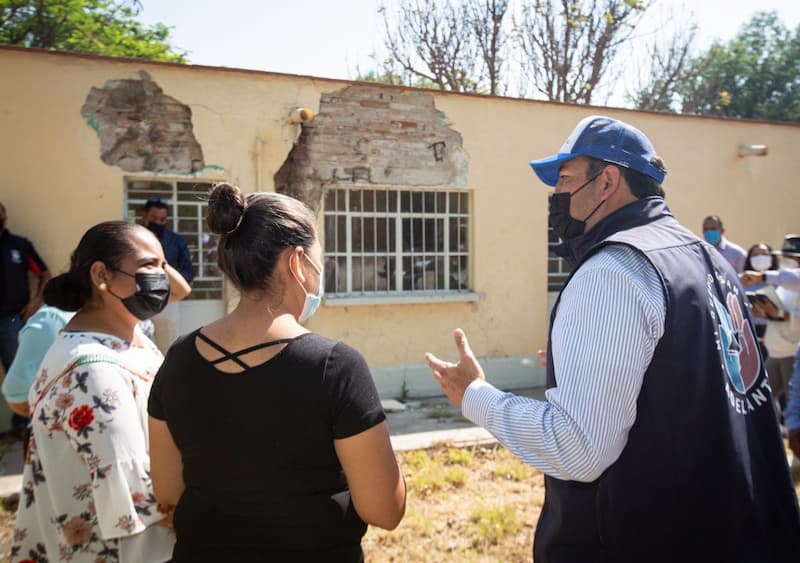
[426, 116, 800, 561]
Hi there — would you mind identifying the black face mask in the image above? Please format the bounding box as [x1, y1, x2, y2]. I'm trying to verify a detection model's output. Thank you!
[146, 222, 166, 238]
[0, 219, 5, 231]
[548, 172, 605, 240]
[108, 270, 171, 321]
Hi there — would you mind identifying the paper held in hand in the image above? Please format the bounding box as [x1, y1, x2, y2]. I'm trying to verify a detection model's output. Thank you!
[745, 286, 785, 320]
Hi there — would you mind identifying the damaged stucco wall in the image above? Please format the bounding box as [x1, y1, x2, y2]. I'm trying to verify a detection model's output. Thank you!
[274, 84, 469, 213]
[80, 71, 204, 174]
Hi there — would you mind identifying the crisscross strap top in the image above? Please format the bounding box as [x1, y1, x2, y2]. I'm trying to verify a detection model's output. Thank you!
[195, 331, 296, 370]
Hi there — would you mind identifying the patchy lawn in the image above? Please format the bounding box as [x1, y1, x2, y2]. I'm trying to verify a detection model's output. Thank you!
[0, 442, 798, 562]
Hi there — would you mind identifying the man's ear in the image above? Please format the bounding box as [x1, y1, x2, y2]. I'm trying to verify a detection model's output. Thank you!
[600, 165, 622, 199]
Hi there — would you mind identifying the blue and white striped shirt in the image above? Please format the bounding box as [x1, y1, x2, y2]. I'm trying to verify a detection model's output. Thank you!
[463, 245, 666, 482]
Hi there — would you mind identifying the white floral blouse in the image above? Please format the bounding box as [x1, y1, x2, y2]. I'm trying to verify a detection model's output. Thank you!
[11, 330, 174, 563]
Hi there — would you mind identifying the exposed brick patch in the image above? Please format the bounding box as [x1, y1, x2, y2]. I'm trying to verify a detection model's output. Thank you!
[275, 85, 468, 214]
[80, 71, 204, 174]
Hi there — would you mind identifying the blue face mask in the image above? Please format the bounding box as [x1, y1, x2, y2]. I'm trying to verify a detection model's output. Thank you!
[292, 254, 324, 323]
[704, 229, 722, 246]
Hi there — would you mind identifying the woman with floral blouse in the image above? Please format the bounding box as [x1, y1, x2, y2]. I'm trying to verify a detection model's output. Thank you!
[11, 221, 189, 563]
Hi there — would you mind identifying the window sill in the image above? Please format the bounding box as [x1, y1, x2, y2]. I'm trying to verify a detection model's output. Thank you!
[324, 292, 480, 307]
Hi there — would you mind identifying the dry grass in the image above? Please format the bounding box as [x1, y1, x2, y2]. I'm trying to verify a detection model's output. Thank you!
[0, 442, 798, 562]
[363, 444, 542, 562]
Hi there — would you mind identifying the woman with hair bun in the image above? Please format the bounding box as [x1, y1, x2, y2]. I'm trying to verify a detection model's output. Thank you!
[11, 221, 189, 562]
[148, 183, 405, 562]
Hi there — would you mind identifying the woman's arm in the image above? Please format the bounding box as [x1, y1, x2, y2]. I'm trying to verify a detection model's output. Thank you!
[148, 416, 185, 508]
[334, 421, 406, 530]
[166, 263, 191, 302]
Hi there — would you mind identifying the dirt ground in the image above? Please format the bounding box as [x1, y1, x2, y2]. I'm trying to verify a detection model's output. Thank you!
[1, 443, 799, 562]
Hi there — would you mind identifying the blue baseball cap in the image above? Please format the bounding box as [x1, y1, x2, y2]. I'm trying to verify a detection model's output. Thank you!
[529, 115, 666, 187]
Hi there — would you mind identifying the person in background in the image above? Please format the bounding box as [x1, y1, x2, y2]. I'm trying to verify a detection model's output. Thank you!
[11, 221, 180, 563]
[0, 202, 52, 434]
[742, 243, 779, 359]
[148, 183, 405, 562]
[702, 214, 747, 273]
[426, 115, 800, 561]
[141, 197, 194, 352]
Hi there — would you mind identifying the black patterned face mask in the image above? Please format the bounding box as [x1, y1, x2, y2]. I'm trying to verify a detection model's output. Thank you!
[548, 172, 604, 240]
[109, 270, 171, 320]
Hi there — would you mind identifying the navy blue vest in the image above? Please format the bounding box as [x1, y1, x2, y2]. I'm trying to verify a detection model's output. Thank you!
[536, 197, 800, 562]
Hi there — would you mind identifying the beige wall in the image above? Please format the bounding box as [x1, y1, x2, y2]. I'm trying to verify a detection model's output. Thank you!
[2, 47, 799, 387]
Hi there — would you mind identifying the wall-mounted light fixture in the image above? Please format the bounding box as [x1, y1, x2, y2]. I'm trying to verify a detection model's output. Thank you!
[737, 144, 768, 157]
[289, 107, 314, 123]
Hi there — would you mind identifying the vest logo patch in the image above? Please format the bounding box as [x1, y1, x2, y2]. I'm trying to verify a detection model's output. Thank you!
[10, 249, 22, 264]
[708, 274, 771, 415]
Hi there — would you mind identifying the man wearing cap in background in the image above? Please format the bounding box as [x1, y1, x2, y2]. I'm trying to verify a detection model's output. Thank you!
[701, 214, 748, 272]
[142, 197, 193, 351]
[426, 116, 800, 561]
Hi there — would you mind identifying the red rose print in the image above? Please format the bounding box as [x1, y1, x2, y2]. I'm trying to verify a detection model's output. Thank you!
[68, 405, 94, 431]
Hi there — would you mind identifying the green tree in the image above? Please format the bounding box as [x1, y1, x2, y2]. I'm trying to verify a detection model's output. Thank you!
[678, 11, 800, 122]
[0, 0, 186, 62]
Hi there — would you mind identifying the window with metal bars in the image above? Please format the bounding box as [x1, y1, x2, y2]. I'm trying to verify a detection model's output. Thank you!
[124, 179, 223, 300]
[323, 187, 471, 296]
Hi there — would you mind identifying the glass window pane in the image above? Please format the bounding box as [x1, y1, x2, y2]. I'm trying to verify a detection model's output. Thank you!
[424, 219, 437, 252]
[449, 192, 460, 214]
[402, 256, 413, 290]
[458, 221, 468, 253]
[376, 190, 387, 213]
[388, 218, 396, 250]
[412, 192, 423, 213]
[387, 257, 397, 291]
[363, 190, 375, 212]
[460, 192, 469, 214]
[336, 256, 347, 293]
[336, 215, 347, 252]
[449, 218, 459, 252]
[363, 256, 376, 291]
[437, 192, 447, 213]
[451, 256, 469, 290]
[400, 191, 410, 212]
[350, 190, 362, 212]
[376, 217, 388, 251]
[351, 217, 362, 252]
[435, 219, 444, 252]
[424, 192, 435, 213]
[324, 216, 336, 252]
[324, 190, 336, 211]
[352, 256, 364, 292]
[336, 189, 346, 212]
[402, 218, 412, 252]
[364, 217, 375, 252]
[388, 190, 398, 212]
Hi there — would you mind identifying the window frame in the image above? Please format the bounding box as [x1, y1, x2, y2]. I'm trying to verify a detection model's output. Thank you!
[323, 186, 478, 305]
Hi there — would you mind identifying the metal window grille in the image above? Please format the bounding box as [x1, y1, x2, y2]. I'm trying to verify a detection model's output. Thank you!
[124, 179, 223, 300]
[547, 226, 572, 292]
[323, 188, 470, 295]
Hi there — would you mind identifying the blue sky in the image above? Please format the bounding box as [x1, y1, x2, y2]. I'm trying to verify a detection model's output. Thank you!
[138, 0, 800, 100]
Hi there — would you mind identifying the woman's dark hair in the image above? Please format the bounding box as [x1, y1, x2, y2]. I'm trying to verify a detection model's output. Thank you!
[744, 243, 779, 271]
[206, 182, 317, 293]
[586, 156, 666, 199]
[43, 221, 145, 311]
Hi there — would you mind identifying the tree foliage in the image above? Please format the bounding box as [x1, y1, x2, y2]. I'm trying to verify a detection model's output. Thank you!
[375, 0, 509, 95]
[0, 0, 186, 62]
[515, 0, 650, 104]
[677, 11, 800, 122]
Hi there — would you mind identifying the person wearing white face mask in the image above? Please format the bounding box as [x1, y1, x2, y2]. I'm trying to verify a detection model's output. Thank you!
[742, 236, 800, 427]
[146, 183, 405, 562]
[741, 243, 778, 360]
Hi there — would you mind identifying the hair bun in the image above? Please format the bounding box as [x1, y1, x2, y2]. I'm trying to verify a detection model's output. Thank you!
[43, 271, 89, 311]
[207, 182, 247, 235]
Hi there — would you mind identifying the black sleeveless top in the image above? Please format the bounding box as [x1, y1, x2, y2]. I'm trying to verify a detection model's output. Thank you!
[148, 330, 386, 562]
